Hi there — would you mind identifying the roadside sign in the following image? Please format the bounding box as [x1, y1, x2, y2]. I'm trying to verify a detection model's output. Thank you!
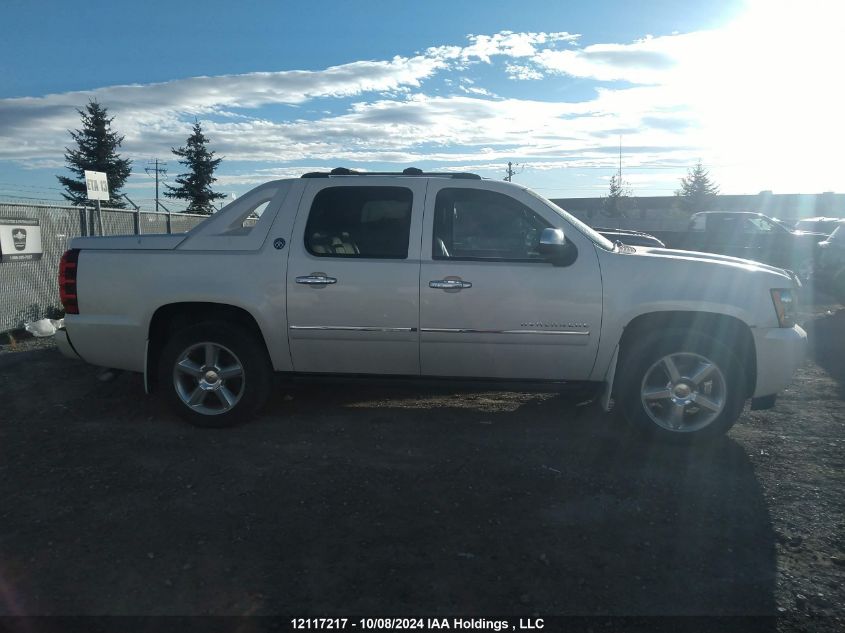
[84, 170, 110, 201]
[0, 218, 43, 262]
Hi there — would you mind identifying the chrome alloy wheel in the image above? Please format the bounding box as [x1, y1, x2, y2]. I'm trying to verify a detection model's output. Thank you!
[640, 352, 727, 433]
[172, 342, 245, 416]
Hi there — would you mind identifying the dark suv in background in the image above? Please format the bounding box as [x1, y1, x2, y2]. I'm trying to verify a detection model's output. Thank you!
[794, 217, 844, 236]
[817, 225, 845, 301]
[677, 212, 826, 280]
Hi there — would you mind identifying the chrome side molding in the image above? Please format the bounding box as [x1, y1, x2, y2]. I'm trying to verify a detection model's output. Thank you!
[420, 328, 589, 336]
[288, 326, 588, 335]
[289, 325, 417, 333]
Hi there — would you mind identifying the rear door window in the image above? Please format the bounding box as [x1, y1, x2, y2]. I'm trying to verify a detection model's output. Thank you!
[304, 186, 413, 259]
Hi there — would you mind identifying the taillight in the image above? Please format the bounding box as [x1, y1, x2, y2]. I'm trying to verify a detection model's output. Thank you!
[59, 248, 80, 314]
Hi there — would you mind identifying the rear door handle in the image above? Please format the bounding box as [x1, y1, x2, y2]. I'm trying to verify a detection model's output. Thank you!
[429, 279, 472, 290]
[296, 274, 337, 285]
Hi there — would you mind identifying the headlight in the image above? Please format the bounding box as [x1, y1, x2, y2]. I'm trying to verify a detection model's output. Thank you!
[771, 288, 796, 327]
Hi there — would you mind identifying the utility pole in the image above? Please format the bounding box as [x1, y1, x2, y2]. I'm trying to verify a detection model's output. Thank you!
[145, 159, 167, 213]
[505, 161, 516, 182]
[618, 136, 622, 184]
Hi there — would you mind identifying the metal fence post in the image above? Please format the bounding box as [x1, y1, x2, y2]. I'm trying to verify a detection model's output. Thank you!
[120, 193, 142, 235]
[95, 199, 104, 236]
[86, 205, 94, 236]
[167, 208, 172, 234]
[79, 205, 88, 237]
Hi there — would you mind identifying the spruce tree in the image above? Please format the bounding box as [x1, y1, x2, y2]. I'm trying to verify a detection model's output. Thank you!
[164, 122, 225, 215]
[57, 100, 132, 207]
[602, 174, 634, 218]
[675, 161, 720, 213]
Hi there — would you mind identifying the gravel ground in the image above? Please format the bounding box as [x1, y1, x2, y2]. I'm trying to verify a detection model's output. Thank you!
[0, 313, 843, 632]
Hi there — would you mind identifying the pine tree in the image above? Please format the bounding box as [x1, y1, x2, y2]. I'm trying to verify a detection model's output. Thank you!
[57, 100, 132, 207]
[675, 161, 720, 213]
[602, 174, 634, 218]
[164, 122, 225, 215]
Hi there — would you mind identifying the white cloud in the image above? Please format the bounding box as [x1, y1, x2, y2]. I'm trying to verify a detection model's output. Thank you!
[458, 31, 579, 63]
[459, 85, 496, 96]
[0, 30, 580, 164]
[505, 64, 544, 81]
[531, 32, 700, 84]
[2, 6, 843, 196]
[0, 53, 451, 162]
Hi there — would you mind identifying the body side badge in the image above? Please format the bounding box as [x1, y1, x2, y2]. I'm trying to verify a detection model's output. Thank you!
[273, 238, 286, 250]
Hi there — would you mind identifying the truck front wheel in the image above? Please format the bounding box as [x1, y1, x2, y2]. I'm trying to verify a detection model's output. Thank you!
[616, 330, 747, 441]
[158, 322, 272, 427]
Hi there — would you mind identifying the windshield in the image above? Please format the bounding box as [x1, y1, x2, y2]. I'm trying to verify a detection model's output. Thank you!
[525, 188, 615, 251]
[746, 215, 787, 233]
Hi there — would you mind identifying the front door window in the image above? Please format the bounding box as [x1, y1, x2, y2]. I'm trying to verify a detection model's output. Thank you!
[432, 188, 550, 261]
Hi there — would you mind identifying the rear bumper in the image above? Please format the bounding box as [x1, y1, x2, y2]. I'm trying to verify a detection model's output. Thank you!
[752, 324, 807, 397]
[55, 328, 82, 361]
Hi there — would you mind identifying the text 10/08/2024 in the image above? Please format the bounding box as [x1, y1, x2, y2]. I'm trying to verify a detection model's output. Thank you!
[290, 618, 544, 630]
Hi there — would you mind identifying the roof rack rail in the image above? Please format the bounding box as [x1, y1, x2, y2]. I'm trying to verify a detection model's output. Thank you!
[301, 167, 481, 180]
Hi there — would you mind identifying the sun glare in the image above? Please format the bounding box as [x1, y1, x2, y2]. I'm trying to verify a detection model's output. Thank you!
[688, 0, 844, 191]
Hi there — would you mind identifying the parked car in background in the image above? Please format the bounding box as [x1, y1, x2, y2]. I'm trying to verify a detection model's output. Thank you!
[674, 211, 826, 280]
[816, 225, 845, 302]
[794, 216, 844, 236]
[594, 228, 666, 248]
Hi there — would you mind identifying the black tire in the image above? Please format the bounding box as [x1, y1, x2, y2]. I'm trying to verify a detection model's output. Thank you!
[157, 321, 272, 428]
[616, 329, 747, 442]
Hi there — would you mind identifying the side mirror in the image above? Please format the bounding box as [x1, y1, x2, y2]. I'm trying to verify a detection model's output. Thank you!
[538, 228, 577, 266]
[537, 229, 566, 254]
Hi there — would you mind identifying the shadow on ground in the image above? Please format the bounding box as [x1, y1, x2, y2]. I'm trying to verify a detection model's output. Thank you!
[805, 308, 845, 397]
[0, 346, 775, 622]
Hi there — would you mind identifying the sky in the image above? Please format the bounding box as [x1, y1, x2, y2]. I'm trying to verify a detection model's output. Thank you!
[0, 0, 842, 210]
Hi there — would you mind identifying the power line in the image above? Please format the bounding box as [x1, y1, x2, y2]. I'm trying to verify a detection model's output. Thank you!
[0, 193, 66, 202]
[0, 181, 64, 193]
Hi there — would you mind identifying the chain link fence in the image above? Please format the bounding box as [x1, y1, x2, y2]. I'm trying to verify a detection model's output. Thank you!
[0, 202, 208, 333]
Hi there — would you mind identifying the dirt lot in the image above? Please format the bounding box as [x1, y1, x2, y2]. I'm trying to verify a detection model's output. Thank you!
[0, 312, 843, 631]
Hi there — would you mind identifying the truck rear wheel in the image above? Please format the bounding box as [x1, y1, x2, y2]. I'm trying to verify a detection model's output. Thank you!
[158, 322, 272, 427]
[616, 330, 747, 442]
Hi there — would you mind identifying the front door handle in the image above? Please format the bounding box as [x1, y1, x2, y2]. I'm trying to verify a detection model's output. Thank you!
[429, 279, 472, 290]
[296, 274, 337, 285]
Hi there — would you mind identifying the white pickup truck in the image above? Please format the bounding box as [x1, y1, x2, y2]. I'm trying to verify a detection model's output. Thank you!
[56, 169, 806, 440]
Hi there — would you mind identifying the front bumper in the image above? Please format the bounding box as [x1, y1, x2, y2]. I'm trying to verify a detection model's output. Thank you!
[752, 324, 807, 397]
[55, 328, 82, 361]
